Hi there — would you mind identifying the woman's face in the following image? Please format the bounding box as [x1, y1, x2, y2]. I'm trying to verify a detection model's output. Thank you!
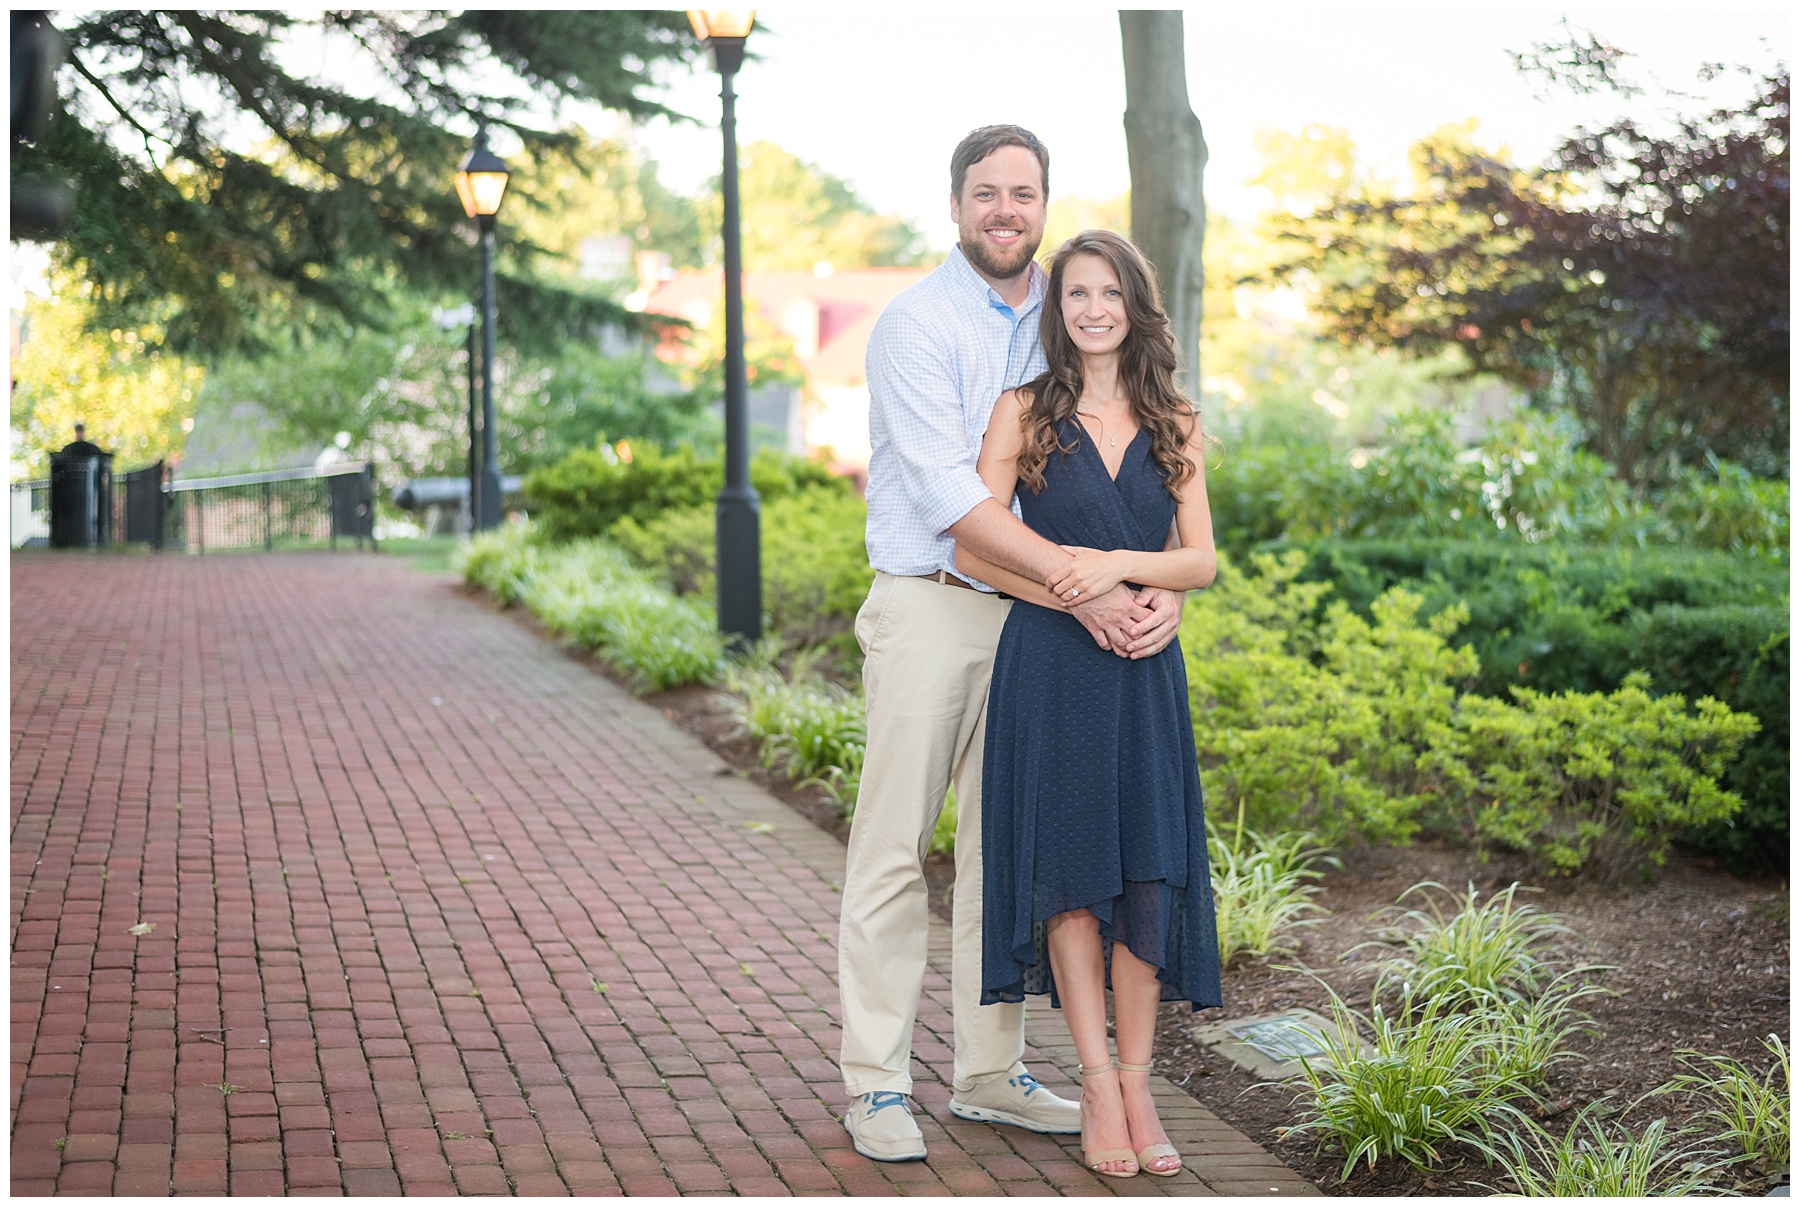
[1060, 252, 1129, 358]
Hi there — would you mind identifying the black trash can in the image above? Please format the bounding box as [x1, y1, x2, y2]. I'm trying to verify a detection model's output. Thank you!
[48, 450, 114, 548]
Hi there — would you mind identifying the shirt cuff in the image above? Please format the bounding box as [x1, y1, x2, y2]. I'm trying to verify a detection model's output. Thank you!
[919, 475, 998, 537]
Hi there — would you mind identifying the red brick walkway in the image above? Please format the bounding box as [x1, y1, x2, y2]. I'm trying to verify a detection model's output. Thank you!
[11, 551, 1314, 1196]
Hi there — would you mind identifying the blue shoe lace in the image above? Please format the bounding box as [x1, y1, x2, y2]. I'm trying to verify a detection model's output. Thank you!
[862, 1090, 908, 1115]
[1011, 1072, 1042, 1099]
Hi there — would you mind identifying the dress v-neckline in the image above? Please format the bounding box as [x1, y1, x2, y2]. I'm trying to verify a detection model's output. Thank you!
[1074, 418, 1144, 484]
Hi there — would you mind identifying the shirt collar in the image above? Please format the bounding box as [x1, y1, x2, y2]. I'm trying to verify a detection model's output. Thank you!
[946, 243, 1047, 316]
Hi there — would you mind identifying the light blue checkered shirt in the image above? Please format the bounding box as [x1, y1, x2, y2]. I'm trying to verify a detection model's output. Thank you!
[864, 245, 1049, 584]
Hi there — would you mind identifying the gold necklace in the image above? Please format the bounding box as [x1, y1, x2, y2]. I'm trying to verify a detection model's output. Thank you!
[1075, 408, 1119, 447]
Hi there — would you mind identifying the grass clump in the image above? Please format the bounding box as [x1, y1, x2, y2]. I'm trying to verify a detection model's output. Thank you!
[1208, 824, 1336, 966]
[1470, 1101, 1739, 1196]
[727, 655, 866, 811]
[1658, 1034, 1790, 1178]
[1282, 885, 1610, 1181]
[460, 523, 726, 693]
[1281, 978, 1538, 1178]
[1368, 880, 1580, 1002]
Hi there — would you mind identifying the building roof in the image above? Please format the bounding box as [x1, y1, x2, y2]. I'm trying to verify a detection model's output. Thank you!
[643, 265, 935, 388]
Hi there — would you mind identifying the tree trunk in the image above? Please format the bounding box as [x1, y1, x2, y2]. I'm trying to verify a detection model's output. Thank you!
[1120, 10, 1208, 392]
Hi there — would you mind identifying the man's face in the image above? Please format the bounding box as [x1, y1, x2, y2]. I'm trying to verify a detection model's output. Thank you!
[950, 146, 1047, 284]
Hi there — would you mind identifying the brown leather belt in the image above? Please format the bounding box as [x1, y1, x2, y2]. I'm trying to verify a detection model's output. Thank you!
[914, 570, 978, 590]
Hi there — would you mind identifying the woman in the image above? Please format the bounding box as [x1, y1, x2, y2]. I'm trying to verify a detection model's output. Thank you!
[955, 229, 1220, 1180]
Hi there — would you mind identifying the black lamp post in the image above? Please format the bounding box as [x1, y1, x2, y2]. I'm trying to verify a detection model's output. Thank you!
[454, 129, 510, 531]
[689, 9, 761, 644]
[433, 302, 479, 533]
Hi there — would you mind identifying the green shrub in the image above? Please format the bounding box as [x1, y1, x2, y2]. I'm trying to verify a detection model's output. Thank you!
[1470, 1101, 1738, 1196]
[1293, 539, 1789, 873]
[1180, 551, 1762, 874]
[931, 790, 958, 857]
[1207, 407, 1785, 559]
[524, 440, 848, 541]
[614, 485, 873, 658]
[1207, 828, 1336, 966]
[1661, 457, 1790, 561]
[1428, 672, 1758, 878]
[1181, 551, 1477, 845]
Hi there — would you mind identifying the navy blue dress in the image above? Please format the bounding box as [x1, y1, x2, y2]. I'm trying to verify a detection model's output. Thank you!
[981, 419, 1221, 1011]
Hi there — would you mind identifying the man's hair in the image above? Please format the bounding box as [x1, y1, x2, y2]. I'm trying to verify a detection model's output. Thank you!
[950, 125, 1049, 198]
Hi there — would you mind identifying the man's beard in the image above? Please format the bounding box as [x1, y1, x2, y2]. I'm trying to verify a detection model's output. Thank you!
[960, 230, 1042, 281]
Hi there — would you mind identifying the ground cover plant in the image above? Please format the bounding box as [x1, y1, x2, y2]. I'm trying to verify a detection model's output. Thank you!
[1140, 836, 1789, 1198]
[725, 657, 867, 810]
[1657, 1035, 1792, 1178]
[1281, 976, 1548, 1178]
[1208, 827, 1337, 966]
[1469, 1101, 1741, 1196]
[1362, 880, 1580, 1003]
[460, 523, 726, 693]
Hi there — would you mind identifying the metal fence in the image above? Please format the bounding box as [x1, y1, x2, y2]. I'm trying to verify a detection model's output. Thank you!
[10, 462, 376, 552]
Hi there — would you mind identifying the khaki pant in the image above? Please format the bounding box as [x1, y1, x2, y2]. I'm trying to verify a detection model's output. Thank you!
[838, 571, 1024, 1096]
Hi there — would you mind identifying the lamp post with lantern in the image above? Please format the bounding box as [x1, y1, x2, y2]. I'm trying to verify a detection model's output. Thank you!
[688, 9, 761, 644]
[454, 129, 510, 531]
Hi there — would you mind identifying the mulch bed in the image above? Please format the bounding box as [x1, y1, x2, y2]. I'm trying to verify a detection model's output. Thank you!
[506, 620, 1788, 1199]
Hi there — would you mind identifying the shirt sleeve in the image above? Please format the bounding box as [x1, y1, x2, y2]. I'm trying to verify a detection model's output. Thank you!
[866, 309, 996, 536]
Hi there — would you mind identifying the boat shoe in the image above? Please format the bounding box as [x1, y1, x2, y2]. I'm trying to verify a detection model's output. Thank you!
[948, 1069, 1081, 1134]
[843, 1090, 927, 1162]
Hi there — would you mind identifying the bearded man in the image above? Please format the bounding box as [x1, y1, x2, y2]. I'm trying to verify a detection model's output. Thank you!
[836, 124, 1186, 1162]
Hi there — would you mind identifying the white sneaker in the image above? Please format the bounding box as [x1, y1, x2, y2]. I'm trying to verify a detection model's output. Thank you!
[843, 1091, 927, 1162]
[949, 1069, 1082, 1134]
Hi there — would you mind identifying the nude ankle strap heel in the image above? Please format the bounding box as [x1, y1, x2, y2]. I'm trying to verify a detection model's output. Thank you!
[1115, 1062, 1182, 1177]
[1077, 1060, 1137, 1179]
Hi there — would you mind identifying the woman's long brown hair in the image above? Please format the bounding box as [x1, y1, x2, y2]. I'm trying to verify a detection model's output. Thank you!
[1014, 229, 1198, 498]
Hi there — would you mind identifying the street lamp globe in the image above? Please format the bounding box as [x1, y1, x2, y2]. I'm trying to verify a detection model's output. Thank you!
[686, 10, 755, 39]
[454, 130, 510, 226]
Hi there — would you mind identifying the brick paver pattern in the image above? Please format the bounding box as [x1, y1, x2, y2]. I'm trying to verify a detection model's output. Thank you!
[12, 552, 1316, 1196]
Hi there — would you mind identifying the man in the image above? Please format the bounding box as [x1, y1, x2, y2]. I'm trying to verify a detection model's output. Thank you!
[838, 125, 1186, 1162]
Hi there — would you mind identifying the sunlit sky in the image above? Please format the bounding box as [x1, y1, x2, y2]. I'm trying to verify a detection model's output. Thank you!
[621, 5, 1788, 248]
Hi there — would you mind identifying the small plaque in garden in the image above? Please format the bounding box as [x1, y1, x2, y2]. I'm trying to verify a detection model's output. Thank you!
[1190, 1009, 1369, 1080]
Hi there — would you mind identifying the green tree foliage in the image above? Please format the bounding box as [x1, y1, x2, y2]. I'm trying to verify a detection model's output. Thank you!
[17, 11, 701, 354]
[10, 280, 204, 476]
[199, 294, 707, 481]
[1269, 43, 1789, 484]
[690, 141, 928, 271]
[1041, 192, 1132, 260]
[1208, 407, 1789, 559]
